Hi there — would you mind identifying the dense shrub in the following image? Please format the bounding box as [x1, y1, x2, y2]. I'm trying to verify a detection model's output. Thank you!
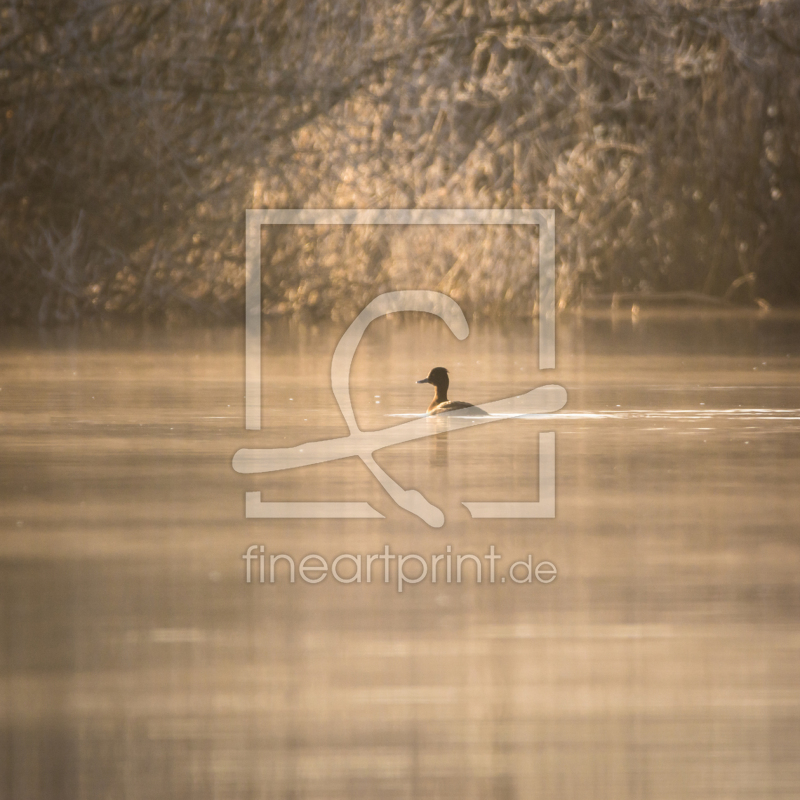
[1, 0, 799, 323]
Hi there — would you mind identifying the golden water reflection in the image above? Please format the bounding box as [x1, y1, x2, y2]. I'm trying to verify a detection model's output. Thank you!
[1, 313, 799, 798]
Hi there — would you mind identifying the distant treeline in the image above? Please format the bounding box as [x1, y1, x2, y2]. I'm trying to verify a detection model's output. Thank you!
[1, 0, 799, 324]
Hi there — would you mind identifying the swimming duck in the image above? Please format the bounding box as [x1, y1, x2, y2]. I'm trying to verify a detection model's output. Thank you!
[417, 367, 488, 416]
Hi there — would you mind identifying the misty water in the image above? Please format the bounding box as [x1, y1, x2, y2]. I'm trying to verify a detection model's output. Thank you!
[1, 311, 799, 799]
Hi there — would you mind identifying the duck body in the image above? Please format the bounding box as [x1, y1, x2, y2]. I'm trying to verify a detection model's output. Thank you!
[417, 367, 488, 416]
[428, 399, 481, 416]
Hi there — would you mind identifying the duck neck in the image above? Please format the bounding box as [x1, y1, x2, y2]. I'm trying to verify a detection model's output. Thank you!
[430, 381, 448, 409]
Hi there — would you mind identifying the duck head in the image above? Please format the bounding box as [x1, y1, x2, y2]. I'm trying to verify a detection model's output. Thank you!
[417, 367, 449, 405]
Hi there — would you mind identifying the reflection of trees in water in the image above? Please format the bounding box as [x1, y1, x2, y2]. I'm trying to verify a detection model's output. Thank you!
[2, 0, 799, 323]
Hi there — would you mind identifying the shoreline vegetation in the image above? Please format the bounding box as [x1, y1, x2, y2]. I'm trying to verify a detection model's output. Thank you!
[1, 0, 799, 325]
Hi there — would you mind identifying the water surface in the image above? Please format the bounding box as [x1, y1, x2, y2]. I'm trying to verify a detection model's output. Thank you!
[1, 312, 799, 799]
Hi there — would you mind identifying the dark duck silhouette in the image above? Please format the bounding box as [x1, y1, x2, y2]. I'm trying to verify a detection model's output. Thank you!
[417, 367, 488, 416]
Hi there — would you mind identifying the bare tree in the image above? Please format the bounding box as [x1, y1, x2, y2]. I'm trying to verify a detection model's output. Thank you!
[2, 0, 799, 323]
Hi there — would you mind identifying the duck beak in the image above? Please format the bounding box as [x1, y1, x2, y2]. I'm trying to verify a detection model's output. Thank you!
[416, 378, 430, 384]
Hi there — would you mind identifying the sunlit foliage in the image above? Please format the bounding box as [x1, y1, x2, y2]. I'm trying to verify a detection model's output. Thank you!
[1, 0, 798, 322]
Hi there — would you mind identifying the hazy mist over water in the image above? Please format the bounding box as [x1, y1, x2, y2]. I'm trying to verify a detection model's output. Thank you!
[4, 0, 800, 794]
[1, 311, 799, 798]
